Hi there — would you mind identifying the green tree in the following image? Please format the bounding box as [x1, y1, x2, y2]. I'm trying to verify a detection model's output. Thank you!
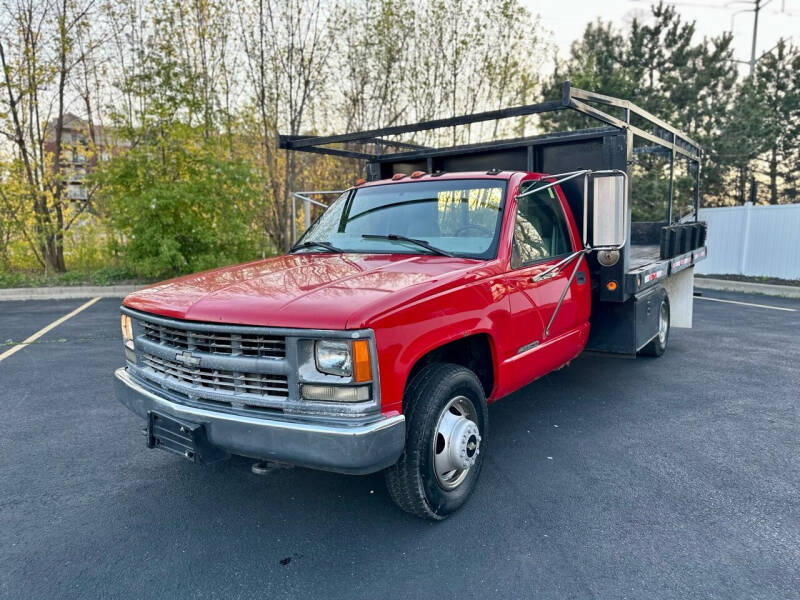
[0, 0, 100, 272]
[96, 4, 261, 278]
[95, 135, 260, 279]
[751, 40, 800, 204]
[539, 20, 632, 132]
[718, 79, 769, 204]
[541, 2, 737, 218]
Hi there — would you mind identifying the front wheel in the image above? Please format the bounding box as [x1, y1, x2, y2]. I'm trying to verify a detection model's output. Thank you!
[640, 295, 670, 357]
[385, 363, 488, 520]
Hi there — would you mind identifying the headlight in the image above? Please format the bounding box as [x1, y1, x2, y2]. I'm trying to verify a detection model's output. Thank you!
[315, 340, 352, 376]
[120, 314, 134, 350]
[314, 339, 373, 381]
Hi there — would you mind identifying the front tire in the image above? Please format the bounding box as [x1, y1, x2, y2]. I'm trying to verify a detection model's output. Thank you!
[640, 295, 670, 357]
[385, 363, 488, 520]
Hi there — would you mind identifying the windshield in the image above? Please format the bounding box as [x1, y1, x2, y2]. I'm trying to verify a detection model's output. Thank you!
[295, 179, 507, 259]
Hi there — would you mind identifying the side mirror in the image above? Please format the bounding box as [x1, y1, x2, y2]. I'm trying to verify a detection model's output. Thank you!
[591, 172, 627, 248]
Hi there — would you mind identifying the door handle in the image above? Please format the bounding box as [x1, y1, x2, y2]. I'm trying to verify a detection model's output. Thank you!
[530, 270, 557, 282]
[529, 249, 587, 283]
[576, 271, 586, 284]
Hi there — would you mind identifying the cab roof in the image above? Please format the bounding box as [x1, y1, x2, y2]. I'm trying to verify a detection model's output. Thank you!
[354, 170, 545, 189]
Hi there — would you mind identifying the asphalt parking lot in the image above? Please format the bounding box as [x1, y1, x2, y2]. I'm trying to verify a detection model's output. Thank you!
[1, 290, 798, 599]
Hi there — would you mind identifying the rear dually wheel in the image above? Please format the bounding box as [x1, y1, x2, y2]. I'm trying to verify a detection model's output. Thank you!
[640, 295, 670, 357]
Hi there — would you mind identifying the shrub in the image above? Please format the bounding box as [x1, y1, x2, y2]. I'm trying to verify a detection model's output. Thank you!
[95, 137, 262, 279]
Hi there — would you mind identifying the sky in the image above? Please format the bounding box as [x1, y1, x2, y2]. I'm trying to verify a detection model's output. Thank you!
[522, 0, 799, 74]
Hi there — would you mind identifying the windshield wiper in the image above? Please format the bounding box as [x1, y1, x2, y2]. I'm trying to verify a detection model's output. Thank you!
[289, 240, 343, 253]
[361, 234, 453, 257]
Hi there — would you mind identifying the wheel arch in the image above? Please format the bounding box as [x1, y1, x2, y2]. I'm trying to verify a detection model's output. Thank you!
[403, 333, 497, 404]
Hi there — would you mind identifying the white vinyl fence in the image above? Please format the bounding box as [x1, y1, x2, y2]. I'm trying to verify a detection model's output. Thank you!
[694, 203, 800, 280]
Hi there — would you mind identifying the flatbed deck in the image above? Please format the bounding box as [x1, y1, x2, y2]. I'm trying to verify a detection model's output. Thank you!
[629, 244, 661, 270]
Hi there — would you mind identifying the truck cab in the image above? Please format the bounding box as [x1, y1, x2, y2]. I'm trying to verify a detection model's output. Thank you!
[113, 84, 708, 519]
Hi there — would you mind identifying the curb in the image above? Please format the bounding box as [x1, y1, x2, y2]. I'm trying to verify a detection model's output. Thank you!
[694, 277, 800, 299]
[0, 284, 142, 301]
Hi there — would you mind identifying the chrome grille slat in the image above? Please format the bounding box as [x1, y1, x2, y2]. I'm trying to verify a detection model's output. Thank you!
[141, 355, 289, 397]
[141, 321, 285, 359]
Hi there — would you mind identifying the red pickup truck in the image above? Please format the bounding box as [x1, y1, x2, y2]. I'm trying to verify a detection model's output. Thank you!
[113, 85, 707, 519]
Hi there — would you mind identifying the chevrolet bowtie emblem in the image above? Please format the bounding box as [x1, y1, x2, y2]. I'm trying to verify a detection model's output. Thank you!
[175, 351, 201, 367]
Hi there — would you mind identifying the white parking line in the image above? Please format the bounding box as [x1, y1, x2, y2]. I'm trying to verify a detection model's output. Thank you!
[0, 297, 101, 363]
[695, 296, 796, 312]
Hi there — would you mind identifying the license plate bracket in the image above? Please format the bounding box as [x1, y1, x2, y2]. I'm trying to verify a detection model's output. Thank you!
[147, 411, 229, 465]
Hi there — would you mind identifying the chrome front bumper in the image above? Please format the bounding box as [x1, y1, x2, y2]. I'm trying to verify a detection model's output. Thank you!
[113, 368, 405, 475]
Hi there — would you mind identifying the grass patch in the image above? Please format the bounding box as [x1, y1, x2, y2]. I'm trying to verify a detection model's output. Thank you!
[0, 266, 152, 289]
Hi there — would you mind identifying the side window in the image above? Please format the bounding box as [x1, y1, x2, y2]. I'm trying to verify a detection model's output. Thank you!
[511, 185, 572, 269]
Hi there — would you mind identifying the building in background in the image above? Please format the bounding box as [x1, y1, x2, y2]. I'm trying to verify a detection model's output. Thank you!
[44, 114, 130, 202]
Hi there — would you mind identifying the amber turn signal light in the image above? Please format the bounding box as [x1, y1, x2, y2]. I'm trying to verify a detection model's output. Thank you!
[352, 339, 372, 383]
[391, 173, 407, 180]
[410, 171, 426, 178]
[606, 280, 618, 291]
[354, 177, 366, 186]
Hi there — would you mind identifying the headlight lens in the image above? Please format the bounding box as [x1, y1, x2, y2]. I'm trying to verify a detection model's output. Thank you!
[120, 314, 134, 350]
[315, 340, 352, 376]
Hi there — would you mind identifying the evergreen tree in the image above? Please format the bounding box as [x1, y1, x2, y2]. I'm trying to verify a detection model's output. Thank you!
[751, 40, 800, 204]
[541, 2, 738, 217]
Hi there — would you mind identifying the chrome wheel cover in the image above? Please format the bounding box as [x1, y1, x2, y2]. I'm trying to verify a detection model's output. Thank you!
[433, 395, 481, 490]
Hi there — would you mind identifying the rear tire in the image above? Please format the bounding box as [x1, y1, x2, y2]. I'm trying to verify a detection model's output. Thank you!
[640, 295, 670, 357]
[385, 363, 488, 520]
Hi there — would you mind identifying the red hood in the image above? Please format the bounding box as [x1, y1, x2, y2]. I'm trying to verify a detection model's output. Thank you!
[123, 253, 486, 329]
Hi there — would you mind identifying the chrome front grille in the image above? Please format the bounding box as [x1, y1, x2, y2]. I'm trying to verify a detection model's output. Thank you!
[130, 312, 293, 412]
[123, 308, 381, 419]
[141, 320, 285, 359]
[141, 354, 289, 398]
